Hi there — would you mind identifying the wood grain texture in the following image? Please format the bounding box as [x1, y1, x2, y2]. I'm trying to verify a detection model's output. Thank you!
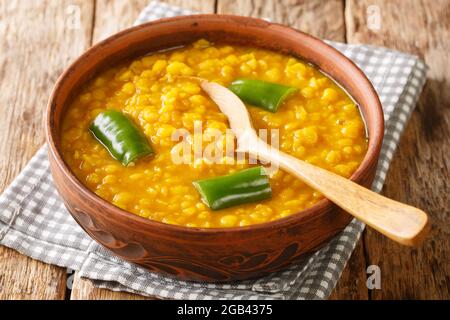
[0, 0, 94, 300]
[0, 242, 68, 299]
[346, 0, 450, 299]
[92, 0, 149, 43]
[69, 0, 216, 300]
[92, 0, 216, 43]
[217, 0, 346, 42]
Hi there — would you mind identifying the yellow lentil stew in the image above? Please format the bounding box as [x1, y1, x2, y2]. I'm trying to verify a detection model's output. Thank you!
[61, 39, 368, 228]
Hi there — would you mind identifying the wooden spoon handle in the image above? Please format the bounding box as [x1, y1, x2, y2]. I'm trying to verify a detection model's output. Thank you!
[198, 78, 429, 246]
[249, 138, 430, 246]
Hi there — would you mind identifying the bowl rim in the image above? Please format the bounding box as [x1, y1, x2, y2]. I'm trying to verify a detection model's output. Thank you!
[46, 14, 384, 236]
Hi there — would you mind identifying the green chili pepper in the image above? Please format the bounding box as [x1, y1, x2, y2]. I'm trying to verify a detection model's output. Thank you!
[229, 79, 298, 112]
[90, 110, 154, 166]
[193, 166, 272, 210]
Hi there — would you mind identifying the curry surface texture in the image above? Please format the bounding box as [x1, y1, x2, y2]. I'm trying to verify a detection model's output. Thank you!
[61, 39, 368, 228]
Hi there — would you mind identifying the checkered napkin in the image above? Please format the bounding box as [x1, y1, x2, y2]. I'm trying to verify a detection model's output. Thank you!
[0, 1, 427, 300]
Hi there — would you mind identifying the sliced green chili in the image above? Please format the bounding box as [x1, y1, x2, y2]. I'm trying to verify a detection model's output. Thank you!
[229, 78, 298, 112]
[193, 166, 272, 210]
[90, 110, 154, 166]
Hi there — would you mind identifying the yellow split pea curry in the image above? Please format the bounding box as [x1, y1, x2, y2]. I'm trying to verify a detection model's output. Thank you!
[61, 39, 368, 228]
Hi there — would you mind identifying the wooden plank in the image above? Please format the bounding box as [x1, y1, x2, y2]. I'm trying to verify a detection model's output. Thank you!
[218, 0, 368, 300]
[70, 0, 216, 300]
[346, 0, 450, 299]
[217, 0, 346, 42]
[0, 245, 68, 299]
[0, 0, 95, 299]
[92, 0, 217, 43]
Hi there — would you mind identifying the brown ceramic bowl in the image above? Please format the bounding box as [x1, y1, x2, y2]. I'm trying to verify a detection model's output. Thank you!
[46, 15, 384, 282]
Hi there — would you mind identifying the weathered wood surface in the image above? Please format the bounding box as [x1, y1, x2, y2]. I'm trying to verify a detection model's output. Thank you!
[0, 0, 448, 300]
[0, 0, 94, 300]
[217, 0, 346, 42]
[92, 0, 216, 43]
[346, 0, 450, 299]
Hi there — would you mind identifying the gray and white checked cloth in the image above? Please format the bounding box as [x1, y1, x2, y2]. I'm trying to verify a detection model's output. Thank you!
[0, 1, 427, 299]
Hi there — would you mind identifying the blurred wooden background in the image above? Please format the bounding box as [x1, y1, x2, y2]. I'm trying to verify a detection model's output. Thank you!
[0, 0, 448, 300]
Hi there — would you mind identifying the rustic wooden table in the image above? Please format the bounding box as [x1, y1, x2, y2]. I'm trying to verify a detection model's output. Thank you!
[0, 0, 448, 300]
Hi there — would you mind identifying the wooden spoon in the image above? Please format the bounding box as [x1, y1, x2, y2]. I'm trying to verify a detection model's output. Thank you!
[199, 79, 429, 246]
